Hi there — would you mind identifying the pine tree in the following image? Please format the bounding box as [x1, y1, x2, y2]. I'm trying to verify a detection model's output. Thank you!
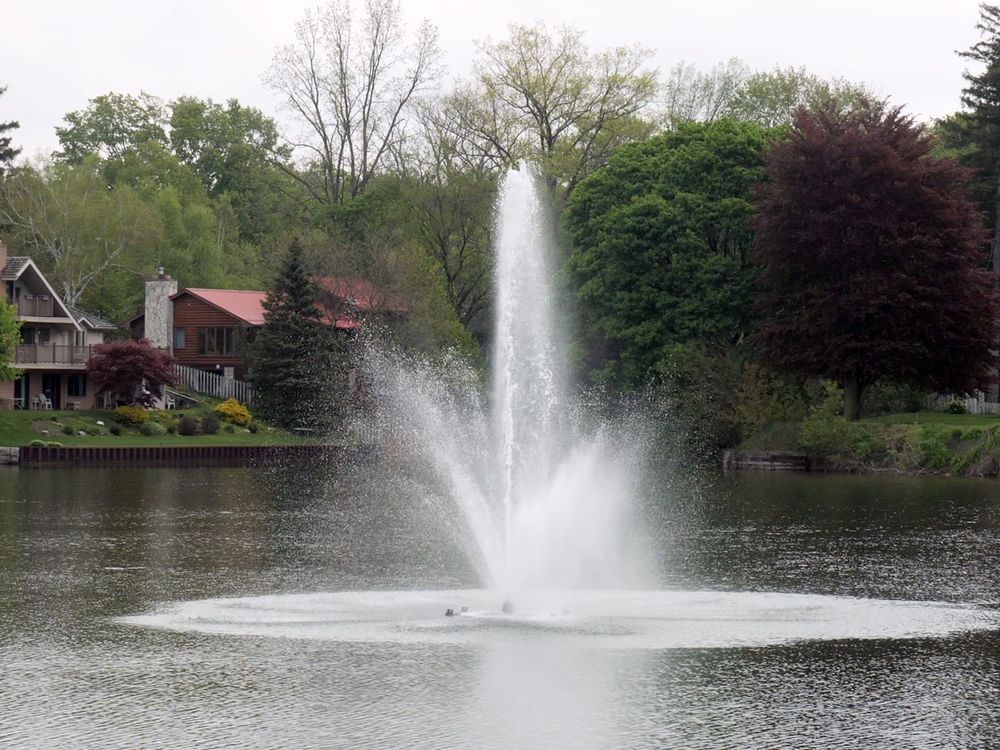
[0, 86, 20, 172]
[947, 4, 1000, 268]
[251, 240, 344, 429]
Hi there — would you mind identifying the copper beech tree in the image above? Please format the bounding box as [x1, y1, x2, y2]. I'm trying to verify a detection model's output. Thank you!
[87, 339, 177, 407]
[754, 102, 1000, 420]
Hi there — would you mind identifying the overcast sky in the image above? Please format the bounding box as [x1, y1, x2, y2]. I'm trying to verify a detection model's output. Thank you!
[1, 0, 988, 159]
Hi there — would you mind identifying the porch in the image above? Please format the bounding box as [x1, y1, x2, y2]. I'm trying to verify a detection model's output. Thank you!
[15, 343, 92, 368]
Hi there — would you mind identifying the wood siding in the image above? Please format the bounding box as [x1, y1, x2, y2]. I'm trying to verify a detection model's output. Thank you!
[171, 295, 252, 377]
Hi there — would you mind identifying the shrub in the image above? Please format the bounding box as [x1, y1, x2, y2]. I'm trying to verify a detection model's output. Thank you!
[61, 424, 74, 435]
[166, 421, 177, 434]
[177, 416, 198, 436]
[29, 439, 46, 447]
[45, 441, 62, 447]
[114, 405, 149, 426]
[109, 424, 122, 436]
[946, 400, 968, 414]
[247, 421, 259, 434]
[139, 421, 167, 436]
[200, 415, 220, 435]
[799, 416, 883, 463]
[223, 424, 236, 433]
[214, 398, 252, 427]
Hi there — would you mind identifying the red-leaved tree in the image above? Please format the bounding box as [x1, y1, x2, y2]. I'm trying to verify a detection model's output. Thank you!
[754, 101, 1000, 420]
[87, 339, 177, 407]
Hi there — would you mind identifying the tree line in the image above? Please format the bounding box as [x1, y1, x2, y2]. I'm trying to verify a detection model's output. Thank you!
[2, 0, 1000, 443]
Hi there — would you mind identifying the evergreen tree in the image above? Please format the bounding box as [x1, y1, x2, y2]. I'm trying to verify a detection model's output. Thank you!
[251, 240, 344, 429]
[942, 4, 1000, 268]
[0, 86, 20, 172]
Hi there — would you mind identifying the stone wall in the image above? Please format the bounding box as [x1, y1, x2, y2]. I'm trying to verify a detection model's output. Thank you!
[144, 272, 178, 350]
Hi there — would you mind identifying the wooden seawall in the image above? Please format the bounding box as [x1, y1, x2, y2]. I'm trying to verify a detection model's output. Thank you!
[15, 444, 375, 468]
[722, 450, 809, 472]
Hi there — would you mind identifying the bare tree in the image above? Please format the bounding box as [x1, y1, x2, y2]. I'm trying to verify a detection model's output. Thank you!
[662, 58, 750, 126]
[473, 23, 659, 196]
[265, 0, 443, 206]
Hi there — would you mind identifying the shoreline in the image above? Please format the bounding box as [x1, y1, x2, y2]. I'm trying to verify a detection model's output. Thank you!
[2, 443, 376, 468]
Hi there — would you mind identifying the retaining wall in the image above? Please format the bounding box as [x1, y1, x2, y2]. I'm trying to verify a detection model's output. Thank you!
[14, 444, 375, 468]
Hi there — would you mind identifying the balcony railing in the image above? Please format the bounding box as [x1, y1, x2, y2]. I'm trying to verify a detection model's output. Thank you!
[15, 343, 91, 365]
[17, 296, 55, 317]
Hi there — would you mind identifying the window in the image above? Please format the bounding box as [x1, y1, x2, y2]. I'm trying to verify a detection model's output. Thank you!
[67, 375, 87, 397]
[74, 331, 87, 346]
[197, 327, 235, 356]
[173, 328, 186, 350]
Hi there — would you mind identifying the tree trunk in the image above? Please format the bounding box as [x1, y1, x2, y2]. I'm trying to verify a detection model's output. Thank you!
[843, 371, 864, 421]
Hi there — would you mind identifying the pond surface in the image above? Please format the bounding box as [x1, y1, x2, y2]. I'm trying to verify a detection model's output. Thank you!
[2, 464, 1000, 748]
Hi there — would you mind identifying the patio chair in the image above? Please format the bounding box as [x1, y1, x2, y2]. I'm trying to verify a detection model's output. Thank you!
[37, 393, 53, 410]
[164, 393, 176, 410]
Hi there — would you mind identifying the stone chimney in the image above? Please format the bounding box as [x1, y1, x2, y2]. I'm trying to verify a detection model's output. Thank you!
[144, 267, 178, 350]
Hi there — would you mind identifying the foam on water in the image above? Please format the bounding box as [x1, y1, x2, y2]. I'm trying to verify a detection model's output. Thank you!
[118, 590, 998, 649]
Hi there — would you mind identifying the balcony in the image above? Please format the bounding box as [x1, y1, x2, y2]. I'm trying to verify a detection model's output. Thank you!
[15, 343, 92, 367]
[18, 296, 55, 317]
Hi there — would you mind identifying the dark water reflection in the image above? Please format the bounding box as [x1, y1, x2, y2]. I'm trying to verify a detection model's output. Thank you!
[3, 464, 1000, 748]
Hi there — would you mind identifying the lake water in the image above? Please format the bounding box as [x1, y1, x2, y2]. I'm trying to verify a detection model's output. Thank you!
[2, 463, 1000, 748]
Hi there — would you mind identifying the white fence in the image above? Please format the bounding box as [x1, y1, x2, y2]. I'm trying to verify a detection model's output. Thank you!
[174, 364, 254, 405]
[926, 391, 1000, 415]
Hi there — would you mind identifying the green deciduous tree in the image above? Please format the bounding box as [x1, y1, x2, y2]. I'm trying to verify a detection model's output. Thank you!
[566, 119, 773, 386]
[168, 97, 295, 242]
[754, 102, 1000, 420]
[251, 240, 345, 428]
[0, 159, 161, 306]
[55, 92, 167, 163]
[0, 298, 22, 381]
[662, 59, 870, 128]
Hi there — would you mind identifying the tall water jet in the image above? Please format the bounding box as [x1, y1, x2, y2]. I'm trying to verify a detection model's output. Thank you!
[492, 168, 564, 597]
[365, 165, 645, 603]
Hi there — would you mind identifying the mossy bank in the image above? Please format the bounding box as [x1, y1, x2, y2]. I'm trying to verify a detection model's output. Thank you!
[741, 412, 1000, 476]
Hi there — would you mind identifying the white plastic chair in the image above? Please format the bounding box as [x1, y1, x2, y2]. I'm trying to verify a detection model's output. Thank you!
[38, 393, 53, 410]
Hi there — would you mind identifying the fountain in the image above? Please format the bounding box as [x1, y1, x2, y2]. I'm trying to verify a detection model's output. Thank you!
[120, 168, 999, 648]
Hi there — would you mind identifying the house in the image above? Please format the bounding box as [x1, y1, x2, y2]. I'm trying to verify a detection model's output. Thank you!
[128, 272, 401, 378]
[0, 242, 117, 410]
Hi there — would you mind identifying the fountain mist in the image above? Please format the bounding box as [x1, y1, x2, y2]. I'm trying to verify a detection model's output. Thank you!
[368, 167, 646, 601]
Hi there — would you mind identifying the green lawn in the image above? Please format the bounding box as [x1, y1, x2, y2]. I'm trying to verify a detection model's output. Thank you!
[0, 407, 319, 447]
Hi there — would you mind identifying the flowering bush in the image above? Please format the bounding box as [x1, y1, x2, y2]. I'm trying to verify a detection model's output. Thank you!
[113, 405, 148, 426]
[214, 398, 252, 426]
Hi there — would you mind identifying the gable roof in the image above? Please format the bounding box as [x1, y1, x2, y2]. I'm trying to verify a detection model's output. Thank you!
[67, 305, 119, 331]
[1, 256, 31, 281]
[180, 288, 269, 326]
[2, 256, 81, 330]
[315, 276, 409, 313]
[175, 288, 358, 330]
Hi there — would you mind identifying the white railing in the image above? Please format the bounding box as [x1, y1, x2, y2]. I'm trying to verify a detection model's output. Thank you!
[926, 391, 1000, 415]
[174, 364, 254, 405]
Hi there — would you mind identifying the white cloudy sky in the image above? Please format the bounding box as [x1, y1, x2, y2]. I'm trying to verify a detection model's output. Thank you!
[1, 0, 987, 158]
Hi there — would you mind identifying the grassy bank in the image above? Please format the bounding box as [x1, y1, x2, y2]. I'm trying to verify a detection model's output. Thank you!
[0, 403, 318, 448]
[741, 411, 1000, 476]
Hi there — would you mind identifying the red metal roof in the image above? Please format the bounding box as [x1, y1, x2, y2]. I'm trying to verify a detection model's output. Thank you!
[179, 288, 359, 330]
[315, 276, 409, 313]
[181, 288, 269, 325]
